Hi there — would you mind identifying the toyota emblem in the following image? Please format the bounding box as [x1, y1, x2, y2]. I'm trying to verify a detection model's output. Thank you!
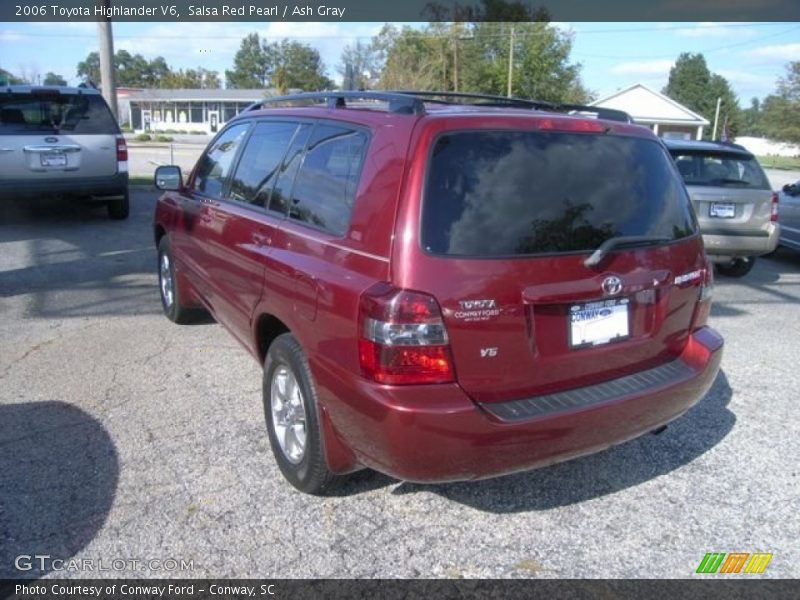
[602, 275, 623, 296]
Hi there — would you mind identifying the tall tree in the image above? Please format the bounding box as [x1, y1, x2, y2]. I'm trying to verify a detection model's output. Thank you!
[0, 68, 24, 85]
[226, 34, 333, 91]
[77, 52, 101, 84]
[43, 72, 67, 86]
[226, 33, 272, 88]
[760, 61, 800, 143]
[338, 41, 379, 90]
[663, 53, 741, 138]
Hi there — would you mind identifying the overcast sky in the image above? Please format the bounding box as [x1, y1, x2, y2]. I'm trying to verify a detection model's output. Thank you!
[1, 21, 798, 102]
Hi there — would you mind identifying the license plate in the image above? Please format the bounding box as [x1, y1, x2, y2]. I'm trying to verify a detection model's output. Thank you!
[40, 151, 66, 167]
[710, 202, 735, 218]
[569, 298, 630, 348]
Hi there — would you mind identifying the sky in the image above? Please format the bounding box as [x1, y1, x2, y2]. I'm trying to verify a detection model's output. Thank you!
[1, 21, 799, 104]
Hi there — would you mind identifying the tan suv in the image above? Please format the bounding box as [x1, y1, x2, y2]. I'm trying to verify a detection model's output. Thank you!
[0, 85, 129, 219]
[666, 139, 779, 277]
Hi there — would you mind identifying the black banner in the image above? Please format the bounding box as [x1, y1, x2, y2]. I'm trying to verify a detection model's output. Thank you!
[1, 579, 799, 600]
[2, 0, 799, 22]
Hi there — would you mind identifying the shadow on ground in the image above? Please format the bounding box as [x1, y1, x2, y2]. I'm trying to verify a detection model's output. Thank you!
[0, 191, 160, 319]
[0, 401, 119, 578]
[336, 371, 734, 512]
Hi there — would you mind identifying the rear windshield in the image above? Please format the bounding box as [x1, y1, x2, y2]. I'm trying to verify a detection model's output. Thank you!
[669, 150, 770, 190]
[0, 92, 119, 135]
[422, 131, 697, 257]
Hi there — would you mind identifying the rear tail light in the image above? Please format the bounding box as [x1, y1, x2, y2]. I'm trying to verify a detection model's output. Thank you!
[116, 136, 128, 162]
[536, 118, 606, 133]
[770, 191, 779, 222]
[358, 283, 455, 385]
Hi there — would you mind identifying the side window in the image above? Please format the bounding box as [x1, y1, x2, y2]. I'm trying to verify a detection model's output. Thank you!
[194, 123, 249, 198]
[268, 123, 312, 215]
[228, 121, 298, 208]
[289, 124, 368, 236]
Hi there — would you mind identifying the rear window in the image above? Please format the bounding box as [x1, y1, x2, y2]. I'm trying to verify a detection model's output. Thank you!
[670, 150, 770, 190]
[422, 131, 697, 257]
[0, 92, 118, 135]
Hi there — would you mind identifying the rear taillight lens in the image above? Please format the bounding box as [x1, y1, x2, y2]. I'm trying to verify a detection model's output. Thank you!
[771, 191, 779, 222]
[358, 283, 455, 385]
[116, 136, 128, 162]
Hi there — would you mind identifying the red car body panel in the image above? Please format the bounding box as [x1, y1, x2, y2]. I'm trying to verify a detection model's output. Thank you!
[154, 105, 723, 483]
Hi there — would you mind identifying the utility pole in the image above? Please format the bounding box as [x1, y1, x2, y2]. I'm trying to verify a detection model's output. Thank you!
[507, 26, 515, 98]
[711, 97, 722, 140]
[97, 0, 118, 119]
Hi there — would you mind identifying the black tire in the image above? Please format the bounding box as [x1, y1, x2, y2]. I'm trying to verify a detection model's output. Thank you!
[263, 333, 337, 495]
[107, 189, 130, 220]
[716, 257, 756, 278]
[157, 236, 199, 324]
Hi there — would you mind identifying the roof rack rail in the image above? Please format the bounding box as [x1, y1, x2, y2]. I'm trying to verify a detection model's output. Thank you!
[245, 91, 426, 115]
[390, 91, 632, 123]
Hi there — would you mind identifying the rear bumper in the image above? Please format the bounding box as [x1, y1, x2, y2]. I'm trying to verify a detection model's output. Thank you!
[702, 222, 779, 259]
[317, 327, 723, 483]
[0, 173, 128, 200]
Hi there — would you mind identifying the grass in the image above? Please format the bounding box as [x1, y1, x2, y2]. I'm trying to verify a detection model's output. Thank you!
[757, 155, 800, 170]
[128, 176, 154, 187]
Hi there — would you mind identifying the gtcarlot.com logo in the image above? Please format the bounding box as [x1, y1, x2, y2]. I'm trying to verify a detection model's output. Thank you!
[15, 554, 195, 573]
[696, 552, 773, 574]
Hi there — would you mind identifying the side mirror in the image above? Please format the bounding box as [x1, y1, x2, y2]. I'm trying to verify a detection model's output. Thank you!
[154, 165, 183, 191]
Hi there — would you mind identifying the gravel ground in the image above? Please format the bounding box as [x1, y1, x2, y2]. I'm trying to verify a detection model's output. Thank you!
[0, 190, 798, 579]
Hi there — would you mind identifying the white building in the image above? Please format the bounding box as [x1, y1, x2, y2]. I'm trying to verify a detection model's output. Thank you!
[124, 89, 270, 134]
[591, 83, 711, 140]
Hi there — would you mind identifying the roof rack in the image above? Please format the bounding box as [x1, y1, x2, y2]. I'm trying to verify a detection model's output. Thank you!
[389, 91, 632, 123]
[244, 90, 632, 123]
[245, 91, 426, 115]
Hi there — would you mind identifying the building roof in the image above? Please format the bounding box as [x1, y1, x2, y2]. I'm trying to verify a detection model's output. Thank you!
[590, 83, 710, 127]
[127, 88, 273, 102]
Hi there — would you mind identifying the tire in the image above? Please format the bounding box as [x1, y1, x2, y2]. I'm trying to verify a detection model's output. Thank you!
[157, 236, 198, 324]
[263, 333, 337, 494]
[107, 189, 129, 220]
[716, 257, 756, 278]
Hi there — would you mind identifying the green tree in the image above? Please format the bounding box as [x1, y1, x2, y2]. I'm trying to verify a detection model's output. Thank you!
[741, 97, 764, 136]
[374, 6, 589, 103]
[77, 51, 101, 84]
[0, 68, 24, 85]
[663, 53, 741, 138]
[226, 34, 333, 91]
[43, 72, 67, 86]
[226, 33, 272, 88]
[338, 40, 379, 90]
[162, 67, 221, 89]
[760, 61, 800, 143]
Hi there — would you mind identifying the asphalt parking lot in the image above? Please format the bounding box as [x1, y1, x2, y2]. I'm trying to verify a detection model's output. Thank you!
[1, 189, 799, 579]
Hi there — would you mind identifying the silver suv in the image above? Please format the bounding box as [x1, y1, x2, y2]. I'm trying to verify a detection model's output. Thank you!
[665, 139, 779, 277]
[0, 85, 129, 219]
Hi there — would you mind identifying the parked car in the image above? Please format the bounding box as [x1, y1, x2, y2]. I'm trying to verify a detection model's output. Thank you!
[777, 180, 800, 252]
[153, 91, 722, 494]
[664, 139, 779, 277]
[0, 85, 129, 219]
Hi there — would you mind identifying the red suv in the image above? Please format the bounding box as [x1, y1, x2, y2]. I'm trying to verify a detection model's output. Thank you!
[153, 92, 723, 494]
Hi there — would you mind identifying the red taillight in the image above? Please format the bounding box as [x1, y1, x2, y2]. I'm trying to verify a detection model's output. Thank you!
[116, 136, 128, 162]
[771, 191, 779, 222]
[358, 283, 455, 385]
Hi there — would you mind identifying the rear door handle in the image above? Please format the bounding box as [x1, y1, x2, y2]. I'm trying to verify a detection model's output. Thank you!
[252, 232, 272, 246]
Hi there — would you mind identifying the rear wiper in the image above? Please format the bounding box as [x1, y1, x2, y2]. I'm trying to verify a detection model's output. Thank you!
[584, 235, 671, 268]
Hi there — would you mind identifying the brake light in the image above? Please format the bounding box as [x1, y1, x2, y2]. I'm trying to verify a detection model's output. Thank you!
[116, 136, 128, 162]
[771, 191, 779, 222]
[358, 283, 455, 385]
[536, 118, 606, 133]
